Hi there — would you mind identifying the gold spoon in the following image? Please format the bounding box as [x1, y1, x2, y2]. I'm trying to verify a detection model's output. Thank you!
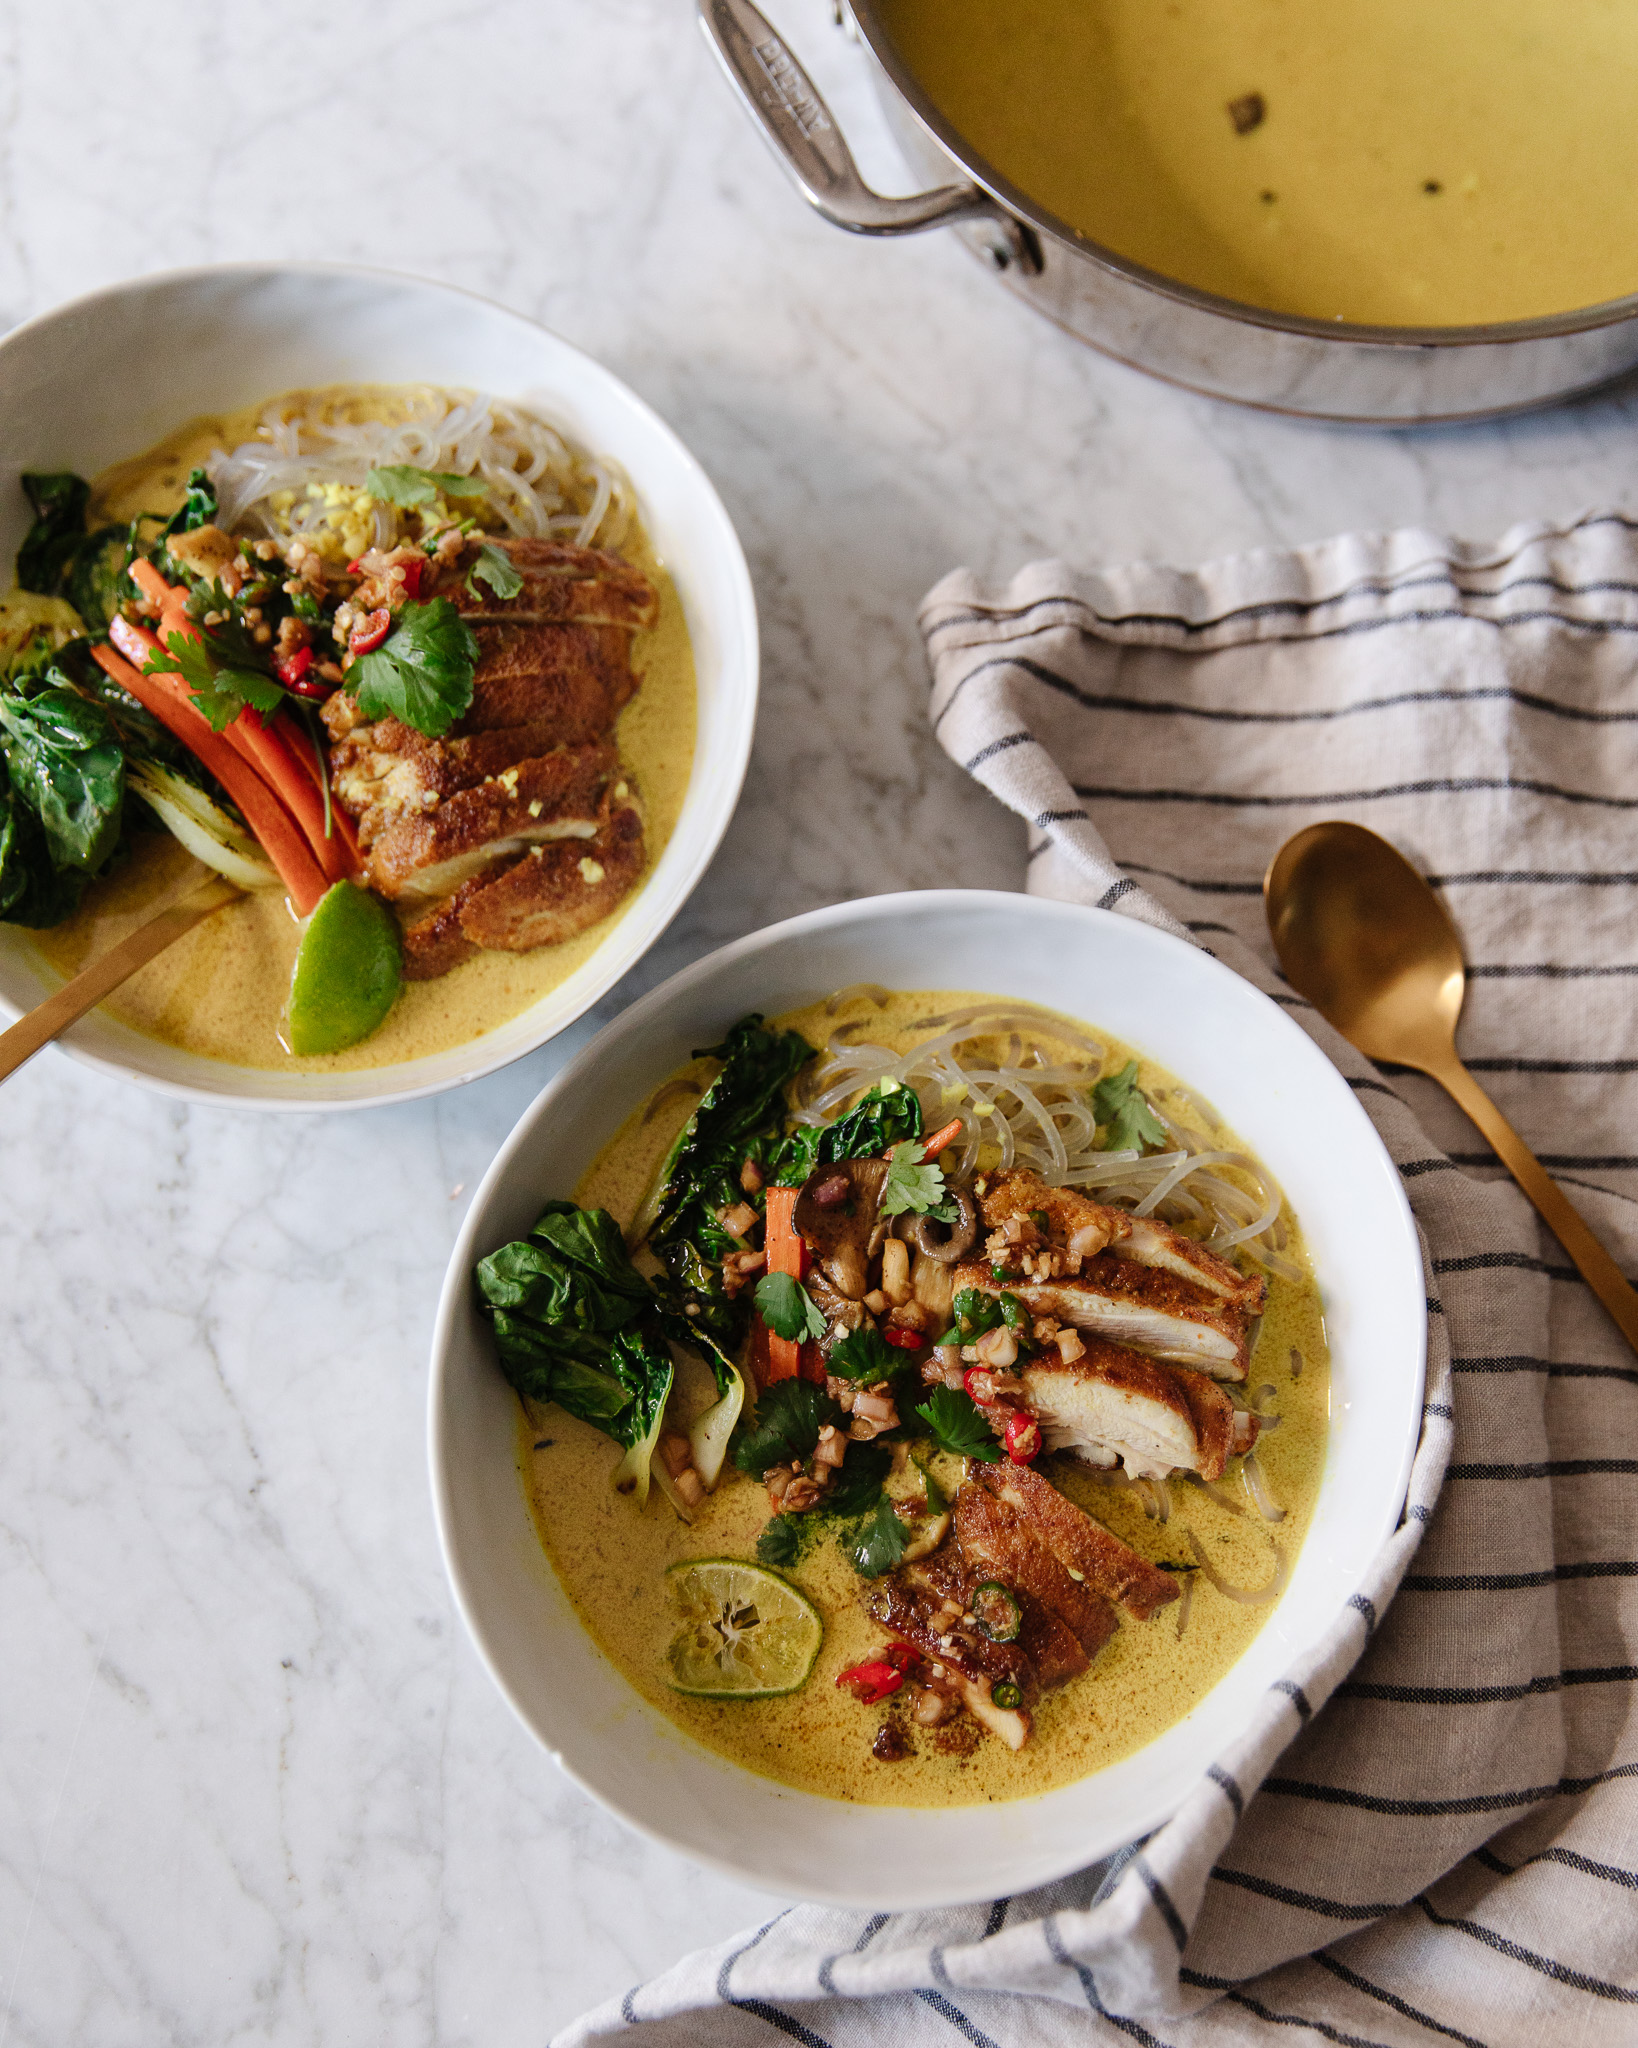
[1265, 819, 1638, 1356]
[0, 866, 240, 1086]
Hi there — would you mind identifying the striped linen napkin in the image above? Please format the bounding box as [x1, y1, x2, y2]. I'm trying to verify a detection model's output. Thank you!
[559, 514, 1638, 2048]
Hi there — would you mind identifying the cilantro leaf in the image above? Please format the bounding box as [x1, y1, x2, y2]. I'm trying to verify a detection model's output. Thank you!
[756, 1515, 801, 1568]
[827, 1326, 907, 1385]
[820, 1441, 892, 1518]
[753, 1271, 827, 1345]
[880, 1139, 958, 1220]
[364, 464, 488, 508]
[848, 1496, 909, 1579]
[144, 629, 282, 732]
[466, 541, 524, 600]
[914, 1384, 1001, 1462]
[732, 1380, 840, 1476]
[348, 597, 478, 739]
[1092, 1059, 1167, 1154]
[949, 1287, 1029, 1341]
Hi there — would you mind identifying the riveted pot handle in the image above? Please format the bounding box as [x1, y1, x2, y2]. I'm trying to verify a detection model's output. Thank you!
[698, 0, 994, 237]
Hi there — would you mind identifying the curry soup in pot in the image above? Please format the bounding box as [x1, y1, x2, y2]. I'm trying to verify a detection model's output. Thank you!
[876, 0, 1638, 328]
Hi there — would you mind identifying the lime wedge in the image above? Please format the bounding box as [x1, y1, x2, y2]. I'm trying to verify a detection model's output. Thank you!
[665, 1558, 822, 1699]
[285, 881, 403, 1056]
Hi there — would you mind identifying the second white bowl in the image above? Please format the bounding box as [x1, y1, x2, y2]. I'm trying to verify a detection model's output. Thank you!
[430, 889, 1426, 1908]
[0, 263, 758, 1108]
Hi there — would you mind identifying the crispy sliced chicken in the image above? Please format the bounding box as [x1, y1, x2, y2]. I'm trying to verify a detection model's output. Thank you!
[953, 1481, 1118, 1682]
[956, 1256, 1252, 1376]
[364, 740, 621, 903]
[977, 1167, 1265, 1310]
[401, 799, 643, 980]
[323, 539, 654, 980]
[972, 1462, 1179, 1620]
[864, 1555, 1036, 1749]
[454, 538, 659, 630]
[1021, 1339, 1259, 1481]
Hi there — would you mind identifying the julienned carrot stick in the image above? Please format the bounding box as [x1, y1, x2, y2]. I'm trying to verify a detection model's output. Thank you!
[284, 721, 363, 872]
[921, 1117, 965, 1161]
[762, 1184, 806, 1381]
[234, 713, 356, 884]
[111, 601, 352, 886]
[91, 645, 328, 916]
[129, 559, 176, 609]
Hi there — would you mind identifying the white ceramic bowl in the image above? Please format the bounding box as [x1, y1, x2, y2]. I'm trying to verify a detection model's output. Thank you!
[0, 263, 757, 1108]
[430, 890, 1426, 1908]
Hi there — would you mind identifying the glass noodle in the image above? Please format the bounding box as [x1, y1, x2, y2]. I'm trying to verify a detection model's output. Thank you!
[791, 998, 1303, 1283]
[206, 389, 633, 554]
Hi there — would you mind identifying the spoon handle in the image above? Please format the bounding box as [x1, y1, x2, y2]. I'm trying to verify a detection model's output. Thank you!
[0, 874, 240, 1086]
[1429, 1052, 1638, 1355]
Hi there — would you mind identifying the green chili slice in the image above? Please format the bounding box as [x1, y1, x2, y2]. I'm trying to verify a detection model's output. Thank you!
[972, 1581, 1022, 1642]
[991, 1679, 1024, 1710]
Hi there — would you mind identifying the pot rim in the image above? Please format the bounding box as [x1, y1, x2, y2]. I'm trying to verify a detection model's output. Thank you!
[849, 0, 1638, 351]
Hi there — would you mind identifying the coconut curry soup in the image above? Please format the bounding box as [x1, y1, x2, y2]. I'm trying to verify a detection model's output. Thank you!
[877, 0, 1638, 329]
[476, 989, 1328, 1807]
[0, 385, 694, 1070]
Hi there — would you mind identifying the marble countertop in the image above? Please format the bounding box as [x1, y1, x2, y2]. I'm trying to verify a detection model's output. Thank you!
[5, 3, 1638, 2041]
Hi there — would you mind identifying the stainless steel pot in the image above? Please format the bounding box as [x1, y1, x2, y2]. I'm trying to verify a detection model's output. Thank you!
[700, 0, 1638, 424]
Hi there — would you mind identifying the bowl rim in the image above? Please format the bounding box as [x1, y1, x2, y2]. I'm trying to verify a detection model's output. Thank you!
[0, 259, 758, 1112]
[428, 886, 1428, 1903]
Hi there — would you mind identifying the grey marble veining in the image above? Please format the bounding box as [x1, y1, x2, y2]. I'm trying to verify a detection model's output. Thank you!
[3, 3, 1638, 2041]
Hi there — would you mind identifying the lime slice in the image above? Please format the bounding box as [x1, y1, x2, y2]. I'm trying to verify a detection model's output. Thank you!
[285, 881, 403, 1056]
[664, 1557, 822, 1699]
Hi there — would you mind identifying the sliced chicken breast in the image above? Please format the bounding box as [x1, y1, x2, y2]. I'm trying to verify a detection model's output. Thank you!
[1022, 1341, 1261, 1481]
[977, 1166, 1265, 1310]
[953, 1481, 1118, 1676]
[956, 1257, 1251, 1376]
[972, 1462, 1179, 1620]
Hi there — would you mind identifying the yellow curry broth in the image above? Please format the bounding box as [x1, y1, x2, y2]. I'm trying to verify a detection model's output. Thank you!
[522, 989, 1330, 1808]
[878, 0, 1638, 327]
[28, 392, 696, 1072]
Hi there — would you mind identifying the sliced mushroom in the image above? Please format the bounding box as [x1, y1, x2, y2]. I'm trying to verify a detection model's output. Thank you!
[807, 1266, 866, 1338]
[905, 1186, 978, 1264]
[794, 1158, 888, 1301]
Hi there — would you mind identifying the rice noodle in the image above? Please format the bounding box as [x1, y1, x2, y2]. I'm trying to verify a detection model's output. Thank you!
[1186, 1528, 1289, 1605]
[1189, 1472, 1246, 1517]
[1241, 1451, 1287, 1523]
[789, 1000, 1300, 1279]
[1174, 1572, 1196, 1640]
[206, 387, 632, 554]
[825, 983, 891, 1015]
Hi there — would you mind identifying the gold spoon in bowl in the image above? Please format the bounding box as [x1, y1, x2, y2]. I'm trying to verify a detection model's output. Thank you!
[1265, 819, 1638, 1356]
[0, 864, 240, 1086]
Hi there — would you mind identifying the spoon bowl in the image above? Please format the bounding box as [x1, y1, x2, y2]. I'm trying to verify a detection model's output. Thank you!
[1266, 819, 1638, 1356]
[1265, 823, 1467, 1069]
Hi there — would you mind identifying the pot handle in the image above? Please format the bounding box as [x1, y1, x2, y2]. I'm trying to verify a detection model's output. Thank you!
[698, 0, 995, 238]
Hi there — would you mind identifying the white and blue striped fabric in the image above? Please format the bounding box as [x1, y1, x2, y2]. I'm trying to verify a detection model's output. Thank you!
[559, 515, 1638, 2047]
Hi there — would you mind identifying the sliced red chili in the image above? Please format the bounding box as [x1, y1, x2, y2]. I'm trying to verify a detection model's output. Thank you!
[836, 1659, 905, 1706]
[881, 1324, 925, 1351]
[964, 1366, 994, 1404]
[284, 675, 333, 700]
[274, 645, 313, 688]
[398, 555, 428, 599]
[1005, 1412, 1042, 1464]
[881, 1641, 920, 1675]
[348, 607, 391, 655]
